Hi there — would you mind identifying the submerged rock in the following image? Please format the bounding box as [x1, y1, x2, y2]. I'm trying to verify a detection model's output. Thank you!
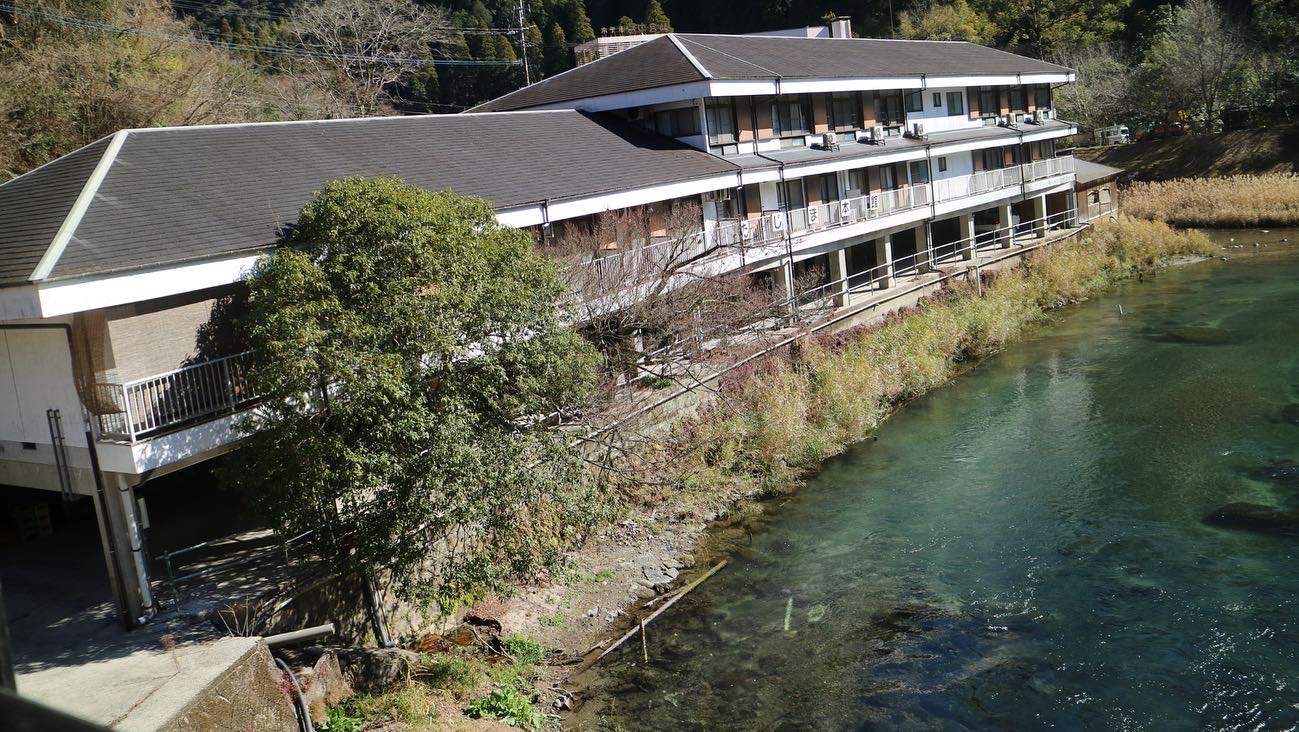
[1155, 326, 1233, 345]
[1241, 460, 1299, 489]
[1203, 502, 1299, 535]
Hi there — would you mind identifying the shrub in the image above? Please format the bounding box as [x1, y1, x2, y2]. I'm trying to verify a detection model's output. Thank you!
[466, 685, 544, 729]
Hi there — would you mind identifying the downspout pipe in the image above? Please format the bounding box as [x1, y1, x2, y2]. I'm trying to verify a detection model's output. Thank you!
[0, 323, 131, 630]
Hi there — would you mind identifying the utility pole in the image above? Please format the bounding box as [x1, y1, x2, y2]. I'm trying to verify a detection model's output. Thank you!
[518, 0, 532, 85]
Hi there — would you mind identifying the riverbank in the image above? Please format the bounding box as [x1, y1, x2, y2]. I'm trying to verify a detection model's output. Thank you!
[327, 217, 1220, 729]
[1123, 174, 1299, 228]
[1076, 125, 1299, 181]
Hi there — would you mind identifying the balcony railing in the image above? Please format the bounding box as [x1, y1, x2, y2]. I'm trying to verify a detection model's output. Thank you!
[566, 156, 1075, 295]
[94, 352, 256, 442]
[932, 155, 1075, 203]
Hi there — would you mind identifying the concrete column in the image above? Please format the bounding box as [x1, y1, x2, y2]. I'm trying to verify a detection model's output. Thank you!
[917, 222, 932, 270]
[100, 474, 155, 626]
[828, 247, 849, 307]
[997, 203, 1014, 248]
[1032, 195, 1048, 238]
[959, 213, 976, 261]
[874, 236, 895, 288]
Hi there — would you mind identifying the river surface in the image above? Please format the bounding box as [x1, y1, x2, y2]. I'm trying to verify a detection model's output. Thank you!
[579, 231, 1299, 731]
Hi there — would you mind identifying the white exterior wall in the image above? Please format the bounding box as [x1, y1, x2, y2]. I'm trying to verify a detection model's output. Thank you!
[905, 88, 981, 135]
[932, 150, 975, 182]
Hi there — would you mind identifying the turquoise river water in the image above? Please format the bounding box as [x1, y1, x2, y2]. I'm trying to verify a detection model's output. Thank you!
[579, 232, 1299, 730]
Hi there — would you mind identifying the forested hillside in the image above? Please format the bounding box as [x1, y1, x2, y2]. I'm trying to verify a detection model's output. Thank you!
[4, 0, 1299, 182]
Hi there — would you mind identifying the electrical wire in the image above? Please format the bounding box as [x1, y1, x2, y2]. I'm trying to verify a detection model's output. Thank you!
[0, 3, 522, 65]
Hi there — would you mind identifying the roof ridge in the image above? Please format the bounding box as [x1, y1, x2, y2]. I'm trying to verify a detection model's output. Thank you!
[666, 33, 711, 79]
[467, 35, 693, 112]
[29, 129, 131, 282]
[120, 108, 572, 135]
[677, 36, 781, 78]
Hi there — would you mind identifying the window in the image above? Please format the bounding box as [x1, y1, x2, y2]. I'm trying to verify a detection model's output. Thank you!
[828, 92, 861, 132]
[1088, 190, 1100, 205]
[880, 165, 898, 190]
[946, 91, 964, 116]
[933, 92, 943, 108]
[981, 148, 1003, 170]
[979, 87, 998, 117]
[819, 173, 840, 203]
[1034, 85, 1051, 110]
[1009, 87, 1027, 112]
[653, 107, 700, 137]
[937, 156, 948, 173]
[877, 92, 905, 126]
[905, 90, 924, 113]
[908, 160, 930, 185]
[780, 179, 807, 209]
[706, 99, 737, 145]
[846, 168, 868, 197]
[773, 97, 810, 137]
[1099, 187, 1112, 204]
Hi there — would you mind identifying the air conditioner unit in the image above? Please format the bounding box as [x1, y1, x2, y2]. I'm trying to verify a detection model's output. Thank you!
[1031, 109, 1045, 125]
[870, 125, 886, 144]
[998, 115, 1013, 127]
[910, 122, 926, 139]
[823, 130, 840, 151]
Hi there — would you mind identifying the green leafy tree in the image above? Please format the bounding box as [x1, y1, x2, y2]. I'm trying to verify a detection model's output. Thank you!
[976, 0, 1128, 58]
[643, 0, 672, 31]
[897, 0, 995, 43]
[524, 22, 545, 80]
[229, 178, 603, 610]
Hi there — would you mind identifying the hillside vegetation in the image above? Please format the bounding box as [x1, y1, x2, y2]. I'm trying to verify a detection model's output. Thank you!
[1077, 126, 1299, 181]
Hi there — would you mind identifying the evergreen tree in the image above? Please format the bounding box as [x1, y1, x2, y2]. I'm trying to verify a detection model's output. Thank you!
[546, 22, 569, 76]
[643, 0, 672, 31]
[571, 0, 596, 42]
[525, 22, 545, 80]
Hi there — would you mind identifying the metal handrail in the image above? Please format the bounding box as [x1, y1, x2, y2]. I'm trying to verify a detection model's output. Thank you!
[94, 351, 256, 442]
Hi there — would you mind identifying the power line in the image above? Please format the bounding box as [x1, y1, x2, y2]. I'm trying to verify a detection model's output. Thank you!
[0, 3, 522, 65]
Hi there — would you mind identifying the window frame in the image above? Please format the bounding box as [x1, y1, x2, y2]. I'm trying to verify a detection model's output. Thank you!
[877, 92, 905, 126]
[978, 87, 999, 118]
[705, 99, 738, 146]
[653, 106, 701, 137]
[932, 92, 942, 108]
[905, 90, 924, 114]
[946, 91, 964, 116]
[1009, 86, 1027, 113]
[908, 160, 930, 185]
[828, 92, 862, 132]
[937, 156, 948, 173]
[772, 97, 811, 138]
[1034, 85, 1051, 110]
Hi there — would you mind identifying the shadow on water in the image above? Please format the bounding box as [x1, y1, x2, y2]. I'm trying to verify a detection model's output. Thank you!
[575, 234, 1299, 730]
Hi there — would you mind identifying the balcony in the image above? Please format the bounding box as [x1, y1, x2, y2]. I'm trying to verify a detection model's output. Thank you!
[93, 352, 256, 443]
[787, 186, 932, 235]
[932, 155, 1075, 203]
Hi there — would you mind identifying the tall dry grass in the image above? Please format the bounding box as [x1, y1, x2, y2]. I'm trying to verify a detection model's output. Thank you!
[668, 216, 1216, 498]
[1124, 174, 1299, 228]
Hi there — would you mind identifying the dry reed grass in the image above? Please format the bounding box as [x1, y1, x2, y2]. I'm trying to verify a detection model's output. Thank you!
[1124, 174, 1299, 227]
[668, 216, 1217, 497]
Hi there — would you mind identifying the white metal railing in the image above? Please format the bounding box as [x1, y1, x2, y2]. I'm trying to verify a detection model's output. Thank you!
[94, 352, 256, 442]
[565, 156, 1075, 296]
[932, 155, 1076, 203]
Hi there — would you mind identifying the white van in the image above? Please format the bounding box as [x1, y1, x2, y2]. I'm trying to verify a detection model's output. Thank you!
[1096, 125, 1130, 145]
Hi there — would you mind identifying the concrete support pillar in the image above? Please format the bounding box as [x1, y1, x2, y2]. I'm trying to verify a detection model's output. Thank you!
[917, 222, 932, 270]
[99, 474, 155, 626]
[1032, 195, 1048, 238]
[997, 203, 1014, 248]
[828, 247, 849, 307]
[959, 213, 976, 261]
[874, 236, 895, 289]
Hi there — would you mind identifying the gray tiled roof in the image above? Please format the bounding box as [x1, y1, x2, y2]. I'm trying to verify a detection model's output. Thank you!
[0, 137, 112, 285]
[1073, 159, 1124, 186]
[0, 111, 739, 286]
[473, 34, 1073, 112]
